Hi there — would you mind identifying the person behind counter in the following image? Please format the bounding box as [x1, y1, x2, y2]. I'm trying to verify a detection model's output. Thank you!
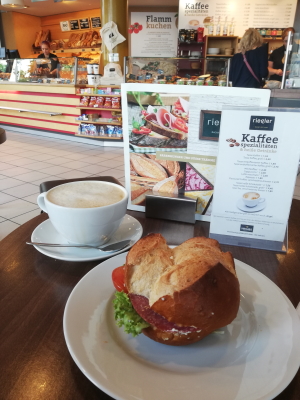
[268, 27, 295, 82]
[229, 28, 268, 88]
[37, 41, 59, 76]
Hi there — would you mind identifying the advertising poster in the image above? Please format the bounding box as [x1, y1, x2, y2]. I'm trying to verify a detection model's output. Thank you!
[178, 0, 297, 38]
[210, 108, 300, 249]
[122, 84, 270, 221]
[130, 12, 178, 57]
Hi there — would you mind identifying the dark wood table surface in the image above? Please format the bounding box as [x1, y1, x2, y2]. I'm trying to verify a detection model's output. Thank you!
[1, 202, 300, 400]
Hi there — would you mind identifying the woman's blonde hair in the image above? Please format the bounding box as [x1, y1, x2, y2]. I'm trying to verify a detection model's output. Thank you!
[240, 28, 264, 53]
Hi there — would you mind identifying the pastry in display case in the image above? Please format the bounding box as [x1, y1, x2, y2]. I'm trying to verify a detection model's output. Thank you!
[8, 57, 78, 84]
[0, 60, 12, 81]
[124, 57, 229, 86]
[125, 57, 178, 83]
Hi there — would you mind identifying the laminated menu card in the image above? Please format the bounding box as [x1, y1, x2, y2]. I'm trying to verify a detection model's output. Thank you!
[210, 107, 300, 251]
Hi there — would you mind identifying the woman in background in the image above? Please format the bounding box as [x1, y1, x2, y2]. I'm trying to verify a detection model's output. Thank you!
[268, 27, 295, 81]
[229, 28, 268, 88]
[37, 41, 59, 76]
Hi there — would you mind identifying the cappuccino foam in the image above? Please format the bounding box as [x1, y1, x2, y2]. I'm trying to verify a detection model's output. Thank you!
[47, 181, 124, 208]
[243, 192, 259, 200]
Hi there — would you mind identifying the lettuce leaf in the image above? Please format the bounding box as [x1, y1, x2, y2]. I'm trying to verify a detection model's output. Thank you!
[113, 291, 150, 337]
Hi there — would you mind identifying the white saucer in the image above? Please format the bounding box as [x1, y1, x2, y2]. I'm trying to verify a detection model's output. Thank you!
[31, 215, 143, 262]
[236, 198, 266, 213]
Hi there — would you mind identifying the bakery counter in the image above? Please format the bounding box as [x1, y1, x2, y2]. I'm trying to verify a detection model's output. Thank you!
[0, 82, 80, 135]
[269, 88, 300, 108]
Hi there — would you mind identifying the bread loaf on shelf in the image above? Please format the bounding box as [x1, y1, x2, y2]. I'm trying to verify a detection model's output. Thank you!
[34, 30, 43, 48]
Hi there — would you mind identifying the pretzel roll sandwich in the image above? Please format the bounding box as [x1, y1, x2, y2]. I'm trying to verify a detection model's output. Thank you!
[112, 234, 240, 346]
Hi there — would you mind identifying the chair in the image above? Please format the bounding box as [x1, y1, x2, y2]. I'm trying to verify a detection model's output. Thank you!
[0, 128, 7, 145]
[39, 176, 123, 194]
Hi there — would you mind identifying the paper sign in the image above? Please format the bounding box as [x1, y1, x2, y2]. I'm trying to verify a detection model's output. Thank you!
[130, 12, 178, 57]
[60, 21, 70, 32]
[122, 84, 271, 221]
[210, 108, 300, 249]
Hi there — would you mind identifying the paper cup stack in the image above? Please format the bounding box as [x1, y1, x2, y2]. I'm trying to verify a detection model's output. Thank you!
[87, 63, 101, 85]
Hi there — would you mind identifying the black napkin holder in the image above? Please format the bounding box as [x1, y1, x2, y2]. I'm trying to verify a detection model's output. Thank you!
[145, 192, 197, 224]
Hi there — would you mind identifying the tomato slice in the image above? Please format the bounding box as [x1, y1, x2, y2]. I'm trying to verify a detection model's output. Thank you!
[140, 127, 151, 134]
[132, 128, 143, 134]
[112, 265, 127, 293]
[173, 118, 188, 133]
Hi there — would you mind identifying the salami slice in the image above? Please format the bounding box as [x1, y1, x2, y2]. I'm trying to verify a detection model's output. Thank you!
[129, 294, 199, 333]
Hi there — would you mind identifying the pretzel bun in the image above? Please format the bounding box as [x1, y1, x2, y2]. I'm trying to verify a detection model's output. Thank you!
[125, 234, 240, 346]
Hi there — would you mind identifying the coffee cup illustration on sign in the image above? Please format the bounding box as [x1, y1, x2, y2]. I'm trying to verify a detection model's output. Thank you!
[242, 192, 265, 208]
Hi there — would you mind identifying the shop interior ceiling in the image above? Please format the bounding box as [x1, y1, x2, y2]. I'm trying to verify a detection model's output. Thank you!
[0, 0, 100, 16]
[0, 0, 179, 16]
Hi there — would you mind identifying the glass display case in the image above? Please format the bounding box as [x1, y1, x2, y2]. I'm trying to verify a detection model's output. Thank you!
[124, 56, 230, 86]
[0, 59, 13, 81]
[8, 57, 78, 84]
[283, 33, 300, 89]
[204, 58, 230, 86]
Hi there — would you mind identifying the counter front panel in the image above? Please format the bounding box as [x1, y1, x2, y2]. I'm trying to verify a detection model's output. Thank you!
[0, 83, 79, 135]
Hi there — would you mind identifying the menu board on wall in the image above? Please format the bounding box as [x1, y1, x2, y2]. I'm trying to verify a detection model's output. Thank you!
[70, 20, 80, 30]
[79, 18, 90, 30]
[122, 84, 270, 221]
[130, 12, 178, 57]
[178, 0, 297, 38]
[91, 17, 101, 28]
[210, 108, 300, 250]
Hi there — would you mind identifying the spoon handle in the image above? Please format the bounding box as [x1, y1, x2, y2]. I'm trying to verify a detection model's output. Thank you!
[26, 242, 97, 249]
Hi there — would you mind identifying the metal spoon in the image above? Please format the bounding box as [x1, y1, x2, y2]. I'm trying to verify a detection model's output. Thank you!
[26, 239, 132, 252]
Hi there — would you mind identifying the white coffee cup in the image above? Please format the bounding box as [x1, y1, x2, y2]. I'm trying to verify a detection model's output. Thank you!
[87, 74, 97, 85]
[87, 64, 94, 74]
[242, 192, 265, 208]
[37, 181, 128, 246]
[93, 64, 99, 74]
[94, 74, 101, 85]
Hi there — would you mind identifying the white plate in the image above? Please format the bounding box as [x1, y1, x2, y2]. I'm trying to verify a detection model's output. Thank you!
[31, 215, 143, 262]
[63, 254, 300, 400]
[237, 198, 267, 213]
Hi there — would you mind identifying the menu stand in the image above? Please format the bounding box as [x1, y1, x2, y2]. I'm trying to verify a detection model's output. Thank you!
[145, 193, 197, 224]
[210, 228, 288, 253]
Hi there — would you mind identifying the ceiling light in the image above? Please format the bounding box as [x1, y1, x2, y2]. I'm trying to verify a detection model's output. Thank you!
[1, 0, 26, 8]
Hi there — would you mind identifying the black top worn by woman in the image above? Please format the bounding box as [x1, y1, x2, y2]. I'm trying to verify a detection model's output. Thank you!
[268, 45, 285, 81]
[229, 45, 268, 88]
[37, 52, 59, 72]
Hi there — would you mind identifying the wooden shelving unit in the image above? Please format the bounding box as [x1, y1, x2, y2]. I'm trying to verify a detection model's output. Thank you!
[76, 85, 122, 141]
[33, 47, 101, 55]
[204, 35, 238, 58]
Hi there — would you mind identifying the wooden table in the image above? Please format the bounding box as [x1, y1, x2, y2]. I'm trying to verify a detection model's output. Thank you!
[1, 203, 300, 400]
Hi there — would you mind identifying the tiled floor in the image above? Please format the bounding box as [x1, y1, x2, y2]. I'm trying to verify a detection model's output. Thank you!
[0, 130, 299, 241]
[0, 131, 125, 240]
